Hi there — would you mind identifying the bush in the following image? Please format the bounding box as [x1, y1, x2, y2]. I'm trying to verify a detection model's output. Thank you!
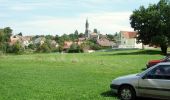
[36, 42, 51, 53]
[81, 40, 102, 51]
[6, 41, 24, 54]
[28, 44, 36, 50]
[68, 43, 82, 53]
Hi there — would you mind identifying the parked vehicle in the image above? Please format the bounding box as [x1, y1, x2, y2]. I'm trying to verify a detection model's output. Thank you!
[146, 56, 170, 68]
[110, 62, 170, 100]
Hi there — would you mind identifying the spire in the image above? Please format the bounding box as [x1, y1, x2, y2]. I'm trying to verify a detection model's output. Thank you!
[85, 18, 89, 29]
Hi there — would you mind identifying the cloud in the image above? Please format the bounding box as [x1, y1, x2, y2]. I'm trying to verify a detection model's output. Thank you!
[11, 11, 133, 35]
[2, 0, 160, 35]
[9, 6, 35, 11]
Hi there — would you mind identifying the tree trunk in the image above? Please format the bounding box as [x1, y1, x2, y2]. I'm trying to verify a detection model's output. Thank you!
[160, 45, 167, 55]
[142, 43, 144, 50]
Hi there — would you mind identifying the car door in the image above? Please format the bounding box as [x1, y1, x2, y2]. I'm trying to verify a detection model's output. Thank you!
[138, 65, 170, 99]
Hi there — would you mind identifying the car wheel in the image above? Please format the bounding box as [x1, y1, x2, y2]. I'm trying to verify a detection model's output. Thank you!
[118, 85, 136, 100]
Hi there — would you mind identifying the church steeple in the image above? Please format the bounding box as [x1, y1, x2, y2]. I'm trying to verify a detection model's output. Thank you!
[85, 19, 89, 38]
[85, 19, 89, 29]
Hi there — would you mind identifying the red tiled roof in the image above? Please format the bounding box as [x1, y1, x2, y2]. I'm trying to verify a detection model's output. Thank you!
[97, 38, 114, 47]
[121, 31, 137, 39]
[63, 41, 73, 49]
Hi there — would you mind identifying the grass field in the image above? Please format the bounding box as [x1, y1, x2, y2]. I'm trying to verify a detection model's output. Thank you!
[0, 50, 163, 100]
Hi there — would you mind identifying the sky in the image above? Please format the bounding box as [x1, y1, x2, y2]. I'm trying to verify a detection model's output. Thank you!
[0, 0, 160, 36]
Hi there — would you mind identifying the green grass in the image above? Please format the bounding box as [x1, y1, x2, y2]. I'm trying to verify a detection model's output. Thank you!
[0, 50, 163, 100]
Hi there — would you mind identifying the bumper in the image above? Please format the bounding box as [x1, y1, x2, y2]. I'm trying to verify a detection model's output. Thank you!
[110, 84, 119, 93]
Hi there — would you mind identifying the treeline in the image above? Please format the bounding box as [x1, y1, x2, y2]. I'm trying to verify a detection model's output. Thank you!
[0, 28, 117, 54]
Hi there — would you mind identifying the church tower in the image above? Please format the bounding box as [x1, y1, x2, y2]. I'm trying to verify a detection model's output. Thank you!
[85, 19, 89, 38]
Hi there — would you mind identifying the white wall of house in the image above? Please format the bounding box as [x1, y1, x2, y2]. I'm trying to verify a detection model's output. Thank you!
[119, 33, 142, 49]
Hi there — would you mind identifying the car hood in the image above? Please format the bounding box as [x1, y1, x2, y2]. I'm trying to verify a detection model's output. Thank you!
[148, 59, 162, 64]
[112, 73, 140, 85]
[115, 74, 139, 80]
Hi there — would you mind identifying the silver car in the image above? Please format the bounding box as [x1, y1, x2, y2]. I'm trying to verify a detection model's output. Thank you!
[110, 62, 170, 100]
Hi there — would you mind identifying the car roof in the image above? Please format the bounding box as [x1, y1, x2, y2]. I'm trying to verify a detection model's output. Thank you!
[157, 62, 170, 65]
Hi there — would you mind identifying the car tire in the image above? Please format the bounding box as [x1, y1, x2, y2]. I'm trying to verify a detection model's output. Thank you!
[118, 85, 136, 100]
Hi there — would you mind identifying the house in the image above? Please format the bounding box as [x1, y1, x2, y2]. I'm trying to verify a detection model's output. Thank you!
[22, 36, 32, 47]
[97, 38, 115, 47]
[9, 35, 32, 48]
[33, 37, 46, 45]
[89, 32, 99, 40]
[50, 40, 58, 48]
[9, 35, 20, 45]
[78, 37, 86, 41]
[63, 41, 73, 50]
[118, 31, 142, 49]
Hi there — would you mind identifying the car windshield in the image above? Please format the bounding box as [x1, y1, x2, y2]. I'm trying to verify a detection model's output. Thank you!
[136, 73, 142, 76]
[163, 56, 169, 60]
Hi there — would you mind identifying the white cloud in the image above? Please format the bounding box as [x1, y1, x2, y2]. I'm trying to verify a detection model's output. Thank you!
[9, 6, 35, 11]
[10, 11, 133, 35]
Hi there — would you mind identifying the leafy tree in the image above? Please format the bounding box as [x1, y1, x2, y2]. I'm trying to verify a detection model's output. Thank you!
[61, 34, 70, 41]
[78, 33, 84, 38]
[0, 27, 13, 53]
[45, 35, 54, 40]
[18, 32, 22, 36]
[82, 40, 101, 50]
[93, 28, 98, 33]
[74, 30, 79, 39]
[0, 29, 4, 43]
[69, 33, 77, 41]
[3, 27, 12, 42]
[106, 34, 115, 41]
[130, 0, 170, 55]
[151, 35, 168, 53]
[68, 43, 82, 53]
[13, 41, 24, 54]
[36, 42, 50, 53]
[28, 43, 36, 50]
[6, 41, 24, 54]
[74, 30, 79, 36]
[54, 35, 59, 43]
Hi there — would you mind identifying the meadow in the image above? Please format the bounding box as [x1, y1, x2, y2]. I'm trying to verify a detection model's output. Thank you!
[0, 50, 163, 100]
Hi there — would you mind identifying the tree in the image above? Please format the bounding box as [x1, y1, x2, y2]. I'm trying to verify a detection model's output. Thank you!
[18, 32, 22, 36]
[6, 41, 24, 54]
[36, 42, 50, 53]
[0, 27, 13, 53]
[3, 27, 12, 42]
[130, 0, 170, 55]
[106, 34, 115, 41]
[93, 28, 98, 33]
[74, 30, 79, 36]
[68, 43, 82, 53]
[78, 33, 84, 38]
[45, 35, 54, 40]
[0, 29, 4, 42]
[54, 35, 59, 43]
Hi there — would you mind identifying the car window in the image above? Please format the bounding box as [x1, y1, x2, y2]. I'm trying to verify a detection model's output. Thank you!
[146, 65, 170, 80]
[166, 57, 170, 61]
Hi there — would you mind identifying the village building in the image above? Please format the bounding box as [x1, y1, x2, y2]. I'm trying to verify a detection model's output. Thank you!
[9, 35, 32, 48]
[118, 31, 143, 49]
[84, 19, 100, 40]
[97, 38, 115, 47]
[33, 37, 46, 45]
[63, 41, 73, 50]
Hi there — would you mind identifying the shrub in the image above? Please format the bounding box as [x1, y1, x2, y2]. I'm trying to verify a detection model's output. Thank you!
[68, 43, 82, 53]
[28, 43, 36, 50]
[36, 42, 51, 53]
[6, 41, 24, 54]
